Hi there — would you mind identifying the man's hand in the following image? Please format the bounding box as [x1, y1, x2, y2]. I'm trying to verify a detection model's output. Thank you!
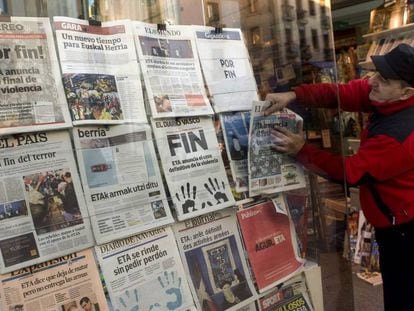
[264, 91, 296, 115]
[271, 120, 305, 155]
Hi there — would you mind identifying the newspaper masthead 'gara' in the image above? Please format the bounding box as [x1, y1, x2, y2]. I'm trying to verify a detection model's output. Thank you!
[54, 16, 147, 125]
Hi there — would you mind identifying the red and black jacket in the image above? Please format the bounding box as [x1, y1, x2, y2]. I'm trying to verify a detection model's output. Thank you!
[293, 79, 414, 228]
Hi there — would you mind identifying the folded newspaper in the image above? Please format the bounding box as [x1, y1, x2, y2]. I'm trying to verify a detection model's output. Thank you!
[152, 116, 235, 221]
[173, 210, 257, 311]
[249, 101, 306, 195]
[0, 130, 93, 273]
[193, 26, 258, 113]
[73, 124, 174, 244]
[54, 16, 147, 124]
[133, 22, 213, 118]
[95, 226, 197, 311]
[0, 17, 71, 135]
[258, 275, 314, 311]
[0, 249, 108, 311]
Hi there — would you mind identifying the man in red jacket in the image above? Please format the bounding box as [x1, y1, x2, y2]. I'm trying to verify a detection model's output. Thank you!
[265, 43, 414, 311]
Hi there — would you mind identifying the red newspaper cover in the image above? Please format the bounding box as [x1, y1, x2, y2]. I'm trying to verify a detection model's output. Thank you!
[237, 200, 304, 292]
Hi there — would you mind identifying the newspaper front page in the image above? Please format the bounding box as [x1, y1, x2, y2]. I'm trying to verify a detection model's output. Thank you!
[249, 102, 306, 194]
[0, 130, 93, 273]
[133, 22, 213, 118]
[0, 17, 71, 135]
[73, 124, 174, 244]
[258, 275, 313, 311]
[95, 226, 197, 311]
[194, 27, 258, 113]
[173, 210, 257, 311]
[0, 249, 108, 311]
[152, 116, 235, 220]
[236, 197, 305, 293]
[54, 16, 147, 125]
[220, 112, 250, 192]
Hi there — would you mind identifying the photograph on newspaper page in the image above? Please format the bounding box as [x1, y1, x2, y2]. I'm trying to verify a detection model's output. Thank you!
[73, 124, 174, 244]
[258, 275, 314, 311]
[173, 210, 257, 311]
[0, 17, 71, 135]
[220, 112, 250, 192]
[194, 26, 258, 113]
[236, 196, 305, 293]
[133, 22, 213, 118]
[95, 226, 197, 311]
[53, 16, 147, 125]
[152, 116, 235, 220]
[0, 249, 109, 311]
[249, 101, 306, 195]
[0, 130, 93, 273]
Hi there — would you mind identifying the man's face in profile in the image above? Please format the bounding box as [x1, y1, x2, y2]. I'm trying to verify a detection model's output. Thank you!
[80, 300, 91, 311]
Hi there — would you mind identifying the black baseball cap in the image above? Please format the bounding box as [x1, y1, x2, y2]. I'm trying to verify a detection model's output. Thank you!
[371, 43, 414, 87]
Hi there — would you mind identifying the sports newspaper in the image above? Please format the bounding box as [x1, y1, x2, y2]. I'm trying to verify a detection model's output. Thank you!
[258, 275, 314, 311]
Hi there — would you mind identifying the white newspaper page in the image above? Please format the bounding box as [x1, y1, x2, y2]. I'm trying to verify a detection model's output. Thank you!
[95, 227, 196, 311]
[0, 17, 71, 135]
[53, 16, 147, 125]
[220, 112, 250, 192]
[249, 102, 306, 195]
[0, 249, 109, 311]
[194, 26, 258, 113]
[152, 116, 235, 220]
[133, 22, 213, 118]
[173, 210, 257, 311]
[0, 130, 93, 273]
[73, 124, 174, 244]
